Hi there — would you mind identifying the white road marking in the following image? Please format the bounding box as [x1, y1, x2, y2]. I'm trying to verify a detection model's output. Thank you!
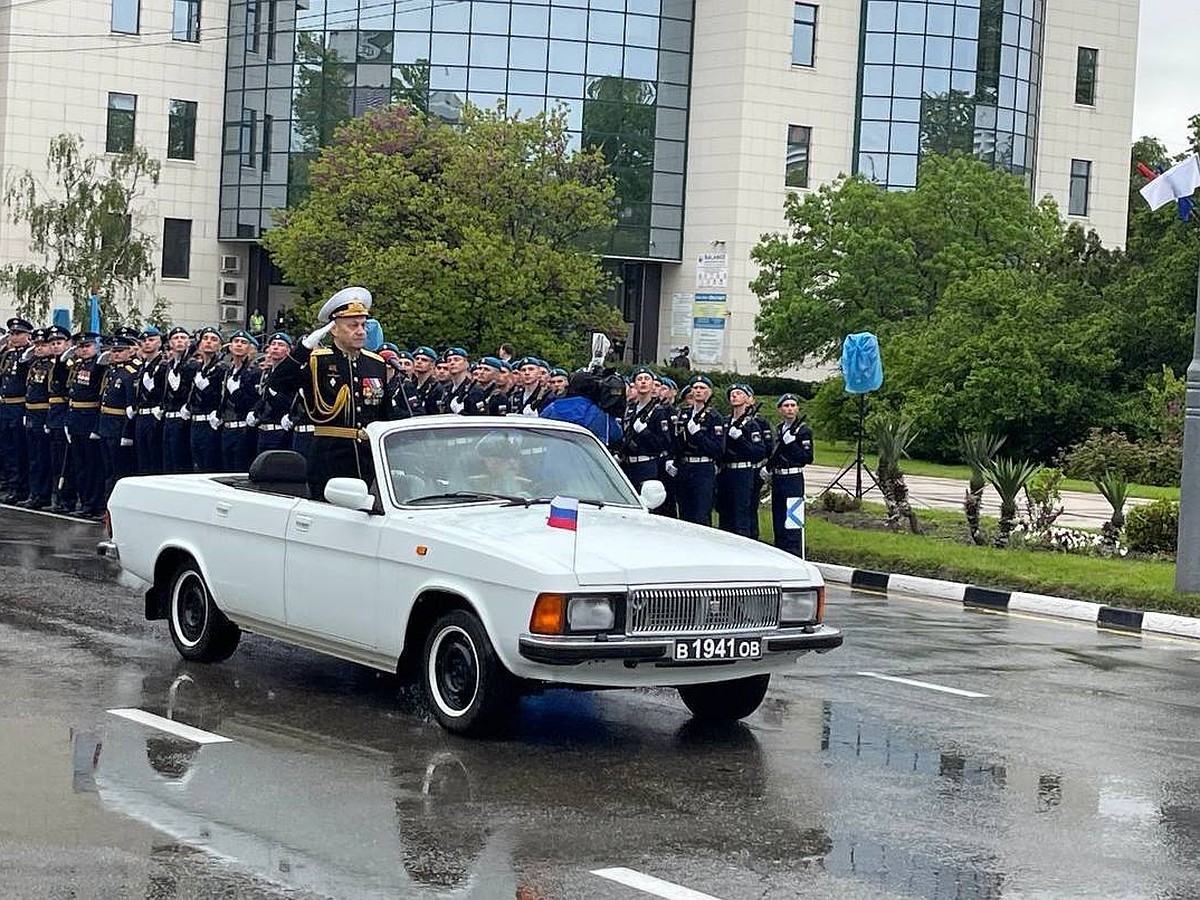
[107, 708, 232, 744]
[591, 868, 723, 900]
[857, 671, 989, 699]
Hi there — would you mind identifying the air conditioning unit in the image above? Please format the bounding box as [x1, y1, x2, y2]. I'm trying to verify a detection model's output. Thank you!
[220, 254, 242, 275]
[220, 303, 243, 324]
[219, 277, 244, 300]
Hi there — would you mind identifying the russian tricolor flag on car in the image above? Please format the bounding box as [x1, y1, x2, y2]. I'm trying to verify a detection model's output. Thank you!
[547, 496, 579, 531]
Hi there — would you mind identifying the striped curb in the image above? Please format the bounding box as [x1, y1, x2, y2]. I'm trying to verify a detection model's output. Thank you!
[814, 563, 1200, 642]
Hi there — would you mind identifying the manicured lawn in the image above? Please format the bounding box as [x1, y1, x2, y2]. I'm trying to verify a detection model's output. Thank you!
[812, 440, 1180, 502]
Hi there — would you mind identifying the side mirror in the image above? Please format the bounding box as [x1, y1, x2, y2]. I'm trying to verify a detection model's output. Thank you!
[639, 479, 667, 511]
[324, 477, 374, 512]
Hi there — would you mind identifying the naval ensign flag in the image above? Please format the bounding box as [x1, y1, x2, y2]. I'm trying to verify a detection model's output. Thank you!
[1139, 155, 1200, 211]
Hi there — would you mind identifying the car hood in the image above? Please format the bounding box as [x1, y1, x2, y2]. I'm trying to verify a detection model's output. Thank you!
[410, 504, 821, 587]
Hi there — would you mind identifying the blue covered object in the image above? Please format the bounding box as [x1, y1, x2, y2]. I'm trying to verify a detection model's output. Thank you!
[364, 317, 384, 352]
[540, 396, 623, 447]
[840, 332, 883, 394]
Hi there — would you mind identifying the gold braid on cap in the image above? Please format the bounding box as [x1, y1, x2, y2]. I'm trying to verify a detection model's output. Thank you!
[305, 353, 350, 424]
[331, 299, 370, 319]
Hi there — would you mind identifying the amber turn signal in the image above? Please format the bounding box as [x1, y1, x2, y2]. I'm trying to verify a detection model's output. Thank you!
[530, 593, 566, 635]
[816, 585, 826, 623]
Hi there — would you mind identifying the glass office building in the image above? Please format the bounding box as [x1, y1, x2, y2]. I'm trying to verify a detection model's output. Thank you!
[221, 0, 694, 266]
[855, 0, 1043, 189]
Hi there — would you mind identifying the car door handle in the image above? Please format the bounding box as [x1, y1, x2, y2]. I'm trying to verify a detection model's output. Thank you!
[215, 502, 230, 517]
[294, 516, 312, 532]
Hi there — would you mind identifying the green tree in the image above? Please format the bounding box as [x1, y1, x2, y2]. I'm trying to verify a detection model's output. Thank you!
[0, 133, 164, 325]
[262, 103, 623, 364]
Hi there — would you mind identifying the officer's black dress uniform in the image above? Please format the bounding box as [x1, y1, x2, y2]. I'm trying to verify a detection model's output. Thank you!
[0, 320, 33, 503]
[47, 340, 76, 512]
[23, 338, 54, 508]
[769, 418, 814, 554]
[161, 351, 194, 474]
[134, 350, 168, 475]
[716, 407, 770, 538]
[66, 348, 105, 518]
[97, 352, 138, 500]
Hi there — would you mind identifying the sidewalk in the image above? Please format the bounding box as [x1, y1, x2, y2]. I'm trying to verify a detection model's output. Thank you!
[805, 463, 1148, 530]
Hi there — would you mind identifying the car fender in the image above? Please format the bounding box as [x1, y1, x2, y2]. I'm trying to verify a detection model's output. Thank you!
[396, 575, 528, 674]
[145, 539, 223, 621]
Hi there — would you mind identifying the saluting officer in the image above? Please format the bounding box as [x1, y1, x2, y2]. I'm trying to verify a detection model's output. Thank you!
[160, 326, 195, 474]
[184, 327, 226, 473]
[671, 375, 726, 526]
[22, 329, 55, 509]
[716, 383, 769, 538]
[768, 393, 815, 555]
[65, 331, 106, 520]
[96, 331, 140, 500]
[133, 325, 167, 476]
[267, 286, 396, 498]
[217, 329, 262, 472]
[249, 331, 298, 454]
[0, 317, 35, 504]
[45, 325, 76, 513]
[410, 346, 443, 415]
[620, 365, 672, 494]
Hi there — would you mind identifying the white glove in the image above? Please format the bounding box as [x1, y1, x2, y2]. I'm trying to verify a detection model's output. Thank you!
[632, 418, 648, 433]
[246, 410, 257, 427]
[782, 430, 796, 445]
[685, 417, 701, 435]
[20, 346, 35, 363]
[208, 410, 220, 430]
[43, 425, 50, 435]
[125, 406, 135, 420]
[60, 345, 77, 362]
[142, 371, 155, 391]
[120, 437, 134, 447]
[97, 350, 112, 366]
[728, 426, 743, 440]
[665, 460, 678, 478]
[180, 406, 191, 421]
[301, 321, 335, 350]
[449, 396, 464, 414]
[151, 406, 163, 421]
[193, 372, 210, 391]
[281, 414, 293, 431]
[88, 432, 100, 441]
[22, 416, 27, 428]
[65, 429, 72, 444]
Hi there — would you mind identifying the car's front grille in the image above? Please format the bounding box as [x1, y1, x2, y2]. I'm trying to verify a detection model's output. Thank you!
[625, 586, 781, 635]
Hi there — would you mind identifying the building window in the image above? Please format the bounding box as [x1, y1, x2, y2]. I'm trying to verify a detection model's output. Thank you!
[246, 0, 260, 53]
[786, 125, 811, 188]
[1075, 47, 1098, 106]
[161, 218, 192, 279]
[266, 0, 277, 59]
[1069, 159, 1091, 216]
[172, 0, 200, 42]
[792, 3, 817, 67]
[105, 93, 137, 153]
[262, 113, 273, 172]
[240, 108, 257, 167]
[111, 0, 139, 34]
[167, 100, 197, 160]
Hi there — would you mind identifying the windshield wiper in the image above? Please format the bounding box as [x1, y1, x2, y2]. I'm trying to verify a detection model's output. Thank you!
[407, 491, 526, 505]
[502, 497, 610, 509]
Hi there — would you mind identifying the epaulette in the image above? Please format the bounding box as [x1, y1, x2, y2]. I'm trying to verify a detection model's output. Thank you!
[360, 349, 384, 363]
[310, 347, 332, 356]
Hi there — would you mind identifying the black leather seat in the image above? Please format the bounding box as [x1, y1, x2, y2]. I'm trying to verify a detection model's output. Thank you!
[247, 450, 310, 498]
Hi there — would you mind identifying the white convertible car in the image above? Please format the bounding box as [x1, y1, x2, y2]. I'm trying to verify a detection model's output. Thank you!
[100, 416, 842, 735]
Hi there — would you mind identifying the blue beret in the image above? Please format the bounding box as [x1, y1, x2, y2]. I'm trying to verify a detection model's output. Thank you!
[444, 346, 469, 360]
[479, 356, 505, 370]
[166, 326, 191, 339]
[266, 331, 293, 346]
[138, 325, 161, 339]
[550, 367, 568, 378]
[727, 382, 754, 398]
[777, 393, 800, 407]
[688, 374, 713, 389]
[228, 329, 260, 349]
[413, 345, 438, 361]
[631, 365, 655, 380]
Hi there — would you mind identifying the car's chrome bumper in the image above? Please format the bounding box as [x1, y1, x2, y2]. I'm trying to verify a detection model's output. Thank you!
[97, 540, 119, 561]
[518, 624, 843, 666]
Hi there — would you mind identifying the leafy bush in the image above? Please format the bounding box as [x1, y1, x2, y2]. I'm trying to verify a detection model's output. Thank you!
[1124, 499, 1178, 554]
[1059, 428, 1180, 487]
[820, 491, 861, 513]
[806, 377, 867, 444]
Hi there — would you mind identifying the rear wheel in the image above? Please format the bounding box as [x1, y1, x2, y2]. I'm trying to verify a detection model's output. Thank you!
[421, 610, 516, 737]
[167, 562, 240, 663]
[678, 674, 770, 721]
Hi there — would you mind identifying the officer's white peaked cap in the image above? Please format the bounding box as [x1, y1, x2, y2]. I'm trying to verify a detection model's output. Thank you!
[317, 286, 373, 324]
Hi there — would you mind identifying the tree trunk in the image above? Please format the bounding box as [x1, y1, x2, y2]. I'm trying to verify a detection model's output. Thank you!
[894, 474, 921, 533]
[877, 465, 901, 531]
[993, 498, 1017, 548]
[964, 487, 985, 545]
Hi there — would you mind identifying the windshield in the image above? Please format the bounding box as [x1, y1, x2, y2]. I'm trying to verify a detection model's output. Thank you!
[382, 425, 641, 507]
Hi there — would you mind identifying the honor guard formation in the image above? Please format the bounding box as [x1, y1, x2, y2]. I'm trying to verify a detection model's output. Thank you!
[0, 287, 813, 549]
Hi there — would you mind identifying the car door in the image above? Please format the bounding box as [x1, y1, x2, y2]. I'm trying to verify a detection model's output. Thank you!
[205, 488, 299, 625]
[283, 499, 384, 648]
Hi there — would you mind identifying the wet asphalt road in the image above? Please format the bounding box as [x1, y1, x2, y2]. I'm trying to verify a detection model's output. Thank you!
[2, 508, 1200, 899]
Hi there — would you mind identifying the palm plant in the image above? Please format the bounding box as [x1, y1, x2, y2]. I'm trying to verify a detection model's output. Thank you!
[957, 431, 1006, 545]
[871, 413, 921, 533]
[981, 456, 1042, 547]
[1094, 469, 1129, 549]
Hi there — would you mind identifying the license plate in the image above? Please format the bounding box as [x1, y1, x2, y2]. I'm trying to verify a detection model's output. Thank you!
[672, 636, 762, 662]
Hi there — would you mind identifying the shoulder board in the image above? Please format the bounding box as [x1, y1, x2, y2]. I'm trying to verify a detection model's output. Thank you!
[360, 350, 384, 363]
[310, 348, 332, 357]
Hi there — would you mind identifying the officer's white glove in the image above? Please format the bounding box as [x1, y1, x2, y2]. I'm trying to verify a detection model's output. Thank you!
[88, 432, 100, 441]
[43, 425, 50, 435]
[207, 410, 220, 430]
[632, 418, 648, 433]
[685, 417, 701, 435]
[245, 410, 257, 427]
[728, 426, 743, 440]
[179, 406, 191, 421]
[20, 346, 35, 363]
[120, 437, 134, 447]
[301, 321, 335, 350]
[59, 346, 77, 362]
[125, 406, 135, 420]
[192, 372, 210, 391]
[665, 460, 678, 478]
[97, 350, 112, 366]
[782, 430, 796, 445]
[280, 414, 293, 431]
[449, 396, 464, 414]
[151, 406, 163, 421]
[142, 371, 155, 391]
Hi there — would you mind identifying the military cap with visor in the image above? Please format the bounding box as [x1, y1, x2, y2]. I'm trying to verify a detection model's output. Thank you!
[316, 286, 372, 324]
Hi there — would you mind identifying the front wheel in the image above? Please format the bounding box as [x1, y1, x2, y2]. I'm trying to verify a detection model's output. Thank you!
[421, 610, 516, 737]
[678, 674, 770, 721]
[167, 563, 241, 663]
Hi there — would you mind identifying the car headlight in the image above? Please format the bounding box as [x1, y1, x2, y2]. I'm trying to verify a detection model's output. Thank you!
[781, 587, 824, 625]
[566, 595, 616, 633]
[531, 593, 619, 635]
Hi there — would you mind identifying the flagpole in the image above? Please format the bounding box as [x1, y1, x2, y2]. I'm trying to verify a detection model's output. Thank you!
[1175, 244, 1200, 591]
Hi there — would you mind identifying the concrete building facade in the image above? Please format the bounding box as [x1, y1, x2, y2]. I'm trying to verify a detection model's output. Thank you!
[0, 0, 1139, 371]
